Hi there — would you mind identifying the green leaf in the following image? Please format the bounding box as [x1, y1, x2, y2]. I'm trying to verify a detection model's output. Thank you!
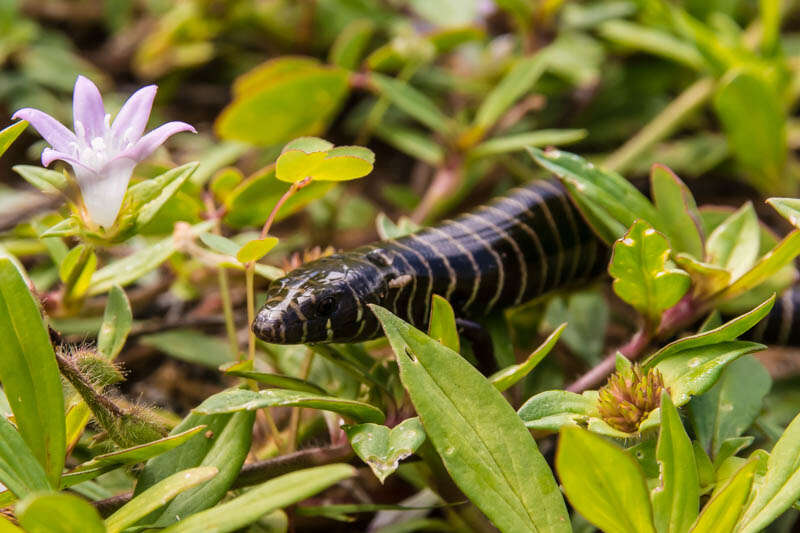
[0, 259, 65, 487]
[428, 295, 459, 352]
[216, 63, 350, 146]
[209, 167, 243, 203]
[373, 123, 445, 166]
[490, 323, 565, 392]
[469, 129, 587, 159]
[689, 458, 757, 533]
[370, 73, 453, 135]
[474, 54, 547, 134]
[344, 417, 426, 483]
[706, 202, 760, 281]
[376, 213, 421, 240]
[16, 492, 105, 533]
[329, 19, 374, 70]
[160, 464, 355, 533]
[0, 121, 28, 158]
[557, 426, 656, 533]
[58, 244, 97, 300]
[673, 254, 731, 299]
[651, 164, 704, 259]
[39, 217, 81, 239]
[88, 221, 213, 295]
[134, 411, 254, 527]
[235, 237, 279, 263]
[371, 305, 569, 533]
[609, 220, 690, 322]
[688, 355, 771, 457]
[194, 388, 385, 424]
[713, 68, 786, 194]
[0, 415, 50, 498]
[0, 515, 23, 532]
[282, 136, 335, 153]
[655, 342, 765, 407]
[97, 285, 132, 360]
[67, 426, 206, 477]
[313, 146, 375, 181]
[644, 295, 774, 369]
[721, 230, 800, 299]
[517, 390, 595, 431]
[737, 411, 800, 532]
[275, 149, 329, 183]
[597, 20, 704, 70]
[140, 329, 234, 368]
[105, 466, 218, 533]
[527, 147, 661, 242]
[767, 197, 800, 228]
[12, 165, 68, 194]
[652, 392, 699, 533]
[199, 232, 240, 256]
[223, 361, 327, 395]
[126, 162, 199, 229]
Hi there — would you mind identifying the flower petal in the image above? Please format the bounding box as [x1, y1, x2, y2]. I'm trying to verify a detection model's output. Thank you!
[41, 148, 93, 171]
[77, 158, 136, 227]
[73, 75, 106, 141]
[121, 121, 196, 162]
[11, 109, 76, 153]
[110, 84, 157, 146]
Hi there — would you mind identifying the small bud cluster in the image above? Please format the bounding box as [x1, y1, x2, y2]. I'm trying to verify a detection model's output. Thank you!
[597, 364, 666, 433]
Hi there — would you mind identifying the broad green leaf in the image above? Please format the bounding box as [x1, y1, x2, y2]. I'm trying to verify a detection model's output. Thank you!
[0, 515, 23, 532]
[329, 19, 374, 70]
[0, 121, 28, 158]
[223, 361, 327, 395]
[597, 20, 704, 70]
[344, 417, 426, 483]
[224, 166, 334, 228]
[474, 54, 546, 134]
[160, 464, 355, 533]
[236, 237, 279, 263]
[199, 232, 240, 256]
[490, 323, 565, 392]
[282, 136, 335, 154]
[651, 164, 703, 259]
[216, 64, 350, 146]
[643, 295, 774, 369]
[655, 341, 765, 407]
[428, 295, 459, 352]
[58, 244, 97, 300]
[67, 426, 206, 477]
[653, 393, 699, 533]
[713, 437, 754, 471]
[89, 221, 213, 295]
[673, 254, 731, 298]
[609, 220, 690, 322]
[371, 305, 570, 533]
[688, 355, 771, 457]
[706, 203, 759, 281]
[370, 74, 452, 135]
[275, 150, 329, 183]
[737, 411, 800, 532]
[312, 146, 375, 181]
[517, 390, 595, 431]
[557, 426, 655, 533]
[232, 57, 322, 97]
[16, 492, 105, 533]
[0, 415, 50, 498]
[469, 129, 587, 159]
[135, 411, 254, 527]
[12, 165, 68, 194]
[0, 259, 65, 487]
[97, 285, 132, 360]
[528, 147, 662, 242]
[209, 167, 243, 203]
[689, 458, 757, 533]
[194, 388, 385, 424]
[140, 329, 233, 368]
[105, 466, 218, 533]
[713, 68, 786, 194]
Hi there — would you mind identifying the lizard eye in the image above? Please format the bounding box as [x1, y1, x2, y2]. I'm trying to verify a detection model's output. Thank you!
[317, 296, 336, 317]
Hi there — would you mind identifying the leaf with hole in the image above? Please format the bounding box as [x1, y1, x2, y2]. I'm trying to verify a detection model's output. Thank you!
[344, 417, 426, 483]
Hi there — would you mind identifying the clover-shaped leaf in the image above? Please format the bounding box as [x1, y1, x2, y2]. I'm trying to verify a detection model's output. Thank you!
[276, 137, 374, 183]
[609, 220, 691, 323]
[236, 237, 279, 263]
[343, 418, 426, 483]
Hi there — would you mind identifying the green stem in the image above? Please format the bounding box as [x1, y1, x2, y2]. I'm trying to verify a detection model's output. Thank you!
[603, 77, 715, 174]
[218, 267, 239, 360]
[287, 350, 315, 452]
[246, 264, 256, 362]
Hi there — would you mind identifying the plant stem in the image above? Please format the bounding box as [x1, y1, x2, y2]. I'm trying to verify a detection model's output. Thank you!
[218, 268, 239, 360]
[246, 264, 256, 361]
[287, 350, 315, 452]
[603, 77, 715, 174]
[566, 328, 651, 393]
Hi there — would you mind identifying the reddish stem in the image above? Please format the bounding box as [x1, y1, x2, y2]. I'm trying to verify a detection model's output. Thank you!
[566, 328, 651, 393]
[261, 177, 311, 239]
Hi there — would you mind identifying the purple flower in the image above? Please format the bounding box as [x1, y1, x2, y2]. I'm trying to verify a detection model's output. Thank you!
[13, 76, 196, 227]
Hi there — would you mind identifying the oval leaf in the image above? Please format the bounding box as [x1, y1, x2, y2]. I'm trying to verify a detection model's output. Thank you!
[236, 237, 279, 263]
